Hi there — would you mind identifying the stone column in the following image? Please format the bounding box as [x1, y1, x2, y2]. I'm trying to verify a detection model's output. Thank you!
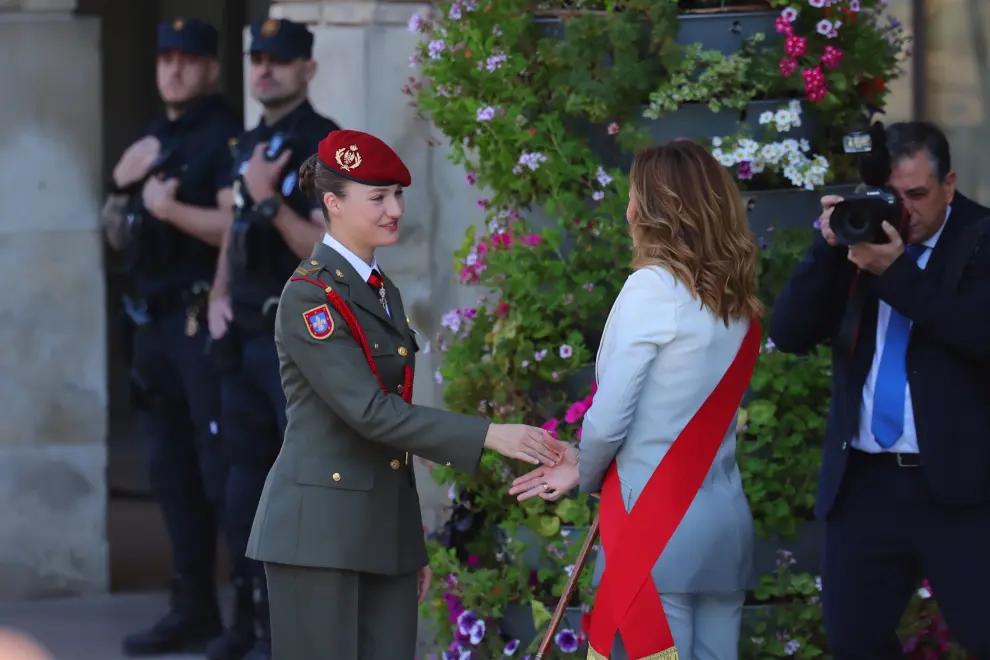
[254, 0, 486, 531]
[0, 1, 108, 597]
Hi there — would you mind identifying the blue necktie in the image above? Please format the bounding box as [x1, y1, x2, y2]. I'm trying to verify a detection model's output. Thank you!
[871, 244, 926, 448]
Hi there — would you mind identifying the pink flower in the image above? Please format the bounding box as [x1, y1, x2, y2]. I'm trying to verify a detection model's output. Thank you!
[821, 45, 844, 69]
[774, 15, 794, 35]
[779, 57, 798, 78]
[465, 170, 477, 186]
[802, 66, 828, 102]
[466, 555, 480, 567]
[521, 233, 542, 246]
[607, 122, 619, 135]
[496, 302, 510, 317]
[459, 266, 480, 283]
[564, 401, 588, 424]
[476, 198, 489, 209]
[542, 418, 559, 438]
[491, 231, 514, 248]
[785, 35, 807, 58]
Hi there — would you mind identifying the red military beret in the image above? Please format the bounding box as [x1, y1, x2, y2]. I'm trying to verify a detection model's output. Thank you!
[317, 129, 412, 188]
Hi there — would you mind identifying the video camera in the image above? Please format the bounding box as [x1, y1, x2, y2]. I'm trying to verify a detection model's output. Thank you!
[830, 121, 908, 246]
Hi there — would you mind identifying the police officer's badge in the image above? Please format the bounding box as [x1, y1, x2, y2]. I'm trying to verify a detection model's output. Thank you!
[261, 18, 280, 37]
[303, 304, 334, 340]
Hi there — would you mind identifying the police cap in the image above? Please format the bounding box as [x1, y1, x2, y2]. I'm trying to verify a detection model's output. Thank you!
[249, 18, 314, 61]
[317, 130, 412, 188]
[157, 18, 219, 57]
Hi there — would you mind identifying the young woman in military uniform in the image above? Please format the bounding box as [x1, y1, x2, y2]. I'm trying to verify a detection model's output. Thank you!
[245, 129, 564, 660]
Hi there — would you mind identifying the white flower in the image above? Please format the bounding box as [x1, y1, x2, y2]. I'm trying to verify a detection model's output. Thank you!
[815, 575, 823, 591]
[559, 344, 573, 358]
[534, 349, 548, 361]
[917, 586, 932, 599]
[434, 369, 443, 384]
[563, 564, 575, 575]
[816, 19, 833, 36]
[521, 359, 530, 368]
[711, 136, 723, 147]
[809, 0, 826, 7]
[759, 111, 774, 125]
[782, 7, 799, 21]
[784, 640, 800, 655]
[592, 191, 604, 201]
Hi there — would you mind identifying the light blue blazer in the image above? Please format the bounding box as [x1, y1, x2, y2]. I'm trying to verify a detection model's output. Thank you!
[579, 266, 756, 594]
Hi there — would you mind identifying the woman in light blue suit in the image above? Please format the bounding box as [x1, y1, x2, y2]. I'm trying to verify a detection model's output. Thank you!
[511, 140, 764, 660]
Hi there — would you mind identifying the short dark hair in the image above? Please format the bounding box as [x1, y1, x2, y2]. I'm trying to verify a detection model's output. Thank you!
[298, 154, 350, 219]
[886, 121, 952, 182]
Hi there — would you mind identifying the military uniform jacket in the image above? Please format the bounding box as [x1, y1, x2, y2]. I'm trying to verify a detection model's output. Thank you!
[246, 241, 489, 576]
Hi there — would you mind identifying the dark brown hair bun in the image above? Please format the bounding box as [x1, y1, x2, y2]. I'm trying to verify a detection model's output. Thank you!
[298, 154, 319, 197]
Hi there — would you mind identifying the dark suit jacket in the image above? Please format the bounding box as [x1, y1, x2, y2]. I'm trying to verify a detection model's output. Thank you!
[770, 193, 990, 518]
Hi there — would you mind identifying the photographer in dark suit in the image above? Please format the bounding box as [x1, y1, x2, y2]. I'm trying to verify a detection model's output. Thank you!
[770, 121, 990, 659]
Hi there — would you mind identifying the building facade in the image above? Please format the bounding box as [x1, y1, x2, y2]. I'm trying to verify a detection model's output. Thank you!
[0, 0, 985, 598]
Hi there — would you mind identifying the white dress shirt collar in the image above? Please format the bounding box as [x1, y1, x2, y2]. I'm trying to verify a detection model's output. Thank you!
[322, 233, 379, 282]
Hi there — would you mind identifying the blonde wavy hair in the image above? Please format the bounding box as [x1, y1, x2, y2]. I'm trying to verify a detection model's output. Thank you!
[628, 139, 764, 325]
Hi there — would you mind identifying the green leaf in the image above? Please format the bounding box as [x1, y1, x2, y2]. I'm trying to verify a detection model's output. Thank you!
[535, 515, 561, 537]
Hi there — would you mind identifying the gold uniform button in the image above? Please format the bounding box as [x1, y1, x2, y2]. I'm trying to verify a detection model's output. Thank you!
[335, 269, 344, 277]
[373, 343, 380, 351]
[389, 459, 401, 470]
[397, 346, 408, 357]
[397, 384, 403, 394]
[332, 472, 341, 482]
[310, 260, 318, 266]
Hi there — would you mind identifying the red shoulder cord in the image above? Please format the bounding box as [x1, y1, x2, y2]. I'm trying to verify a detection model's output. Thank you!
[290, 276, 414, 405]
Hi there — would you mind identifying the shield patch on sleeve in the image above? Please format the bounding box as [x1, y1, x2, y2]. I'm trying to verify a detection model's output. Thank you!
[302, 304, 334, 340]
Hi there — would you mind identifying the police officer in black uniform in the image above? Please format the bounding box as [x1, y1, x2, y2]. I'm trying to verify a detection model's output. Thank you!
[204, 18, 340, 660]
[100, 18, 243, 658]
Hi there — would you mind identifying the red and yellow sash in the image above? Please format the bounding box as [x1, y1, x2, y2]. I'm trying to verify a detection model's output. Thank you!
[587, 319, 761, 660]
[291, 276, 414, 404]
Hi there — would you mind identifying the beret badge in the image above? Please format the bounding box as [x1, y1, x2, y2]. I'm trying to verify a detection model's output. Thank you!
[261, 18, 280, 37]
[335, 145, 363, 172]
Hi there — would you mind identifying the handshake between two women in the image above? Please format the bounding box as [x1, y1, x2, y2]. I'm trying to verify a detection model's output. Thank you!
[482, 423, 582, 502]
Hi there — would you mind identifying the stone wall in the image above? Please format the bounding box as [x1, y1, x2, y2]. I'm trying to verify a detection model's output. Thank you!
[0, 8, 108, 597]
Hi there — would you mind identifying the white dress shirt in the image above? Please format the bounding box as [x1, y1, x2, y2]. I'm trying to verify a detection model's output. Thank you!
[853, 208, 950, 454]
[321, 233, 390, 317]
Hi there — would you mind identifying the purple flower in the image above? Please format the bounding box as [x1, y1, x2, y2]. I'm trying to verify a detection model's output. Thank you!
[555, 629, 579, 653]
[468, 619, 486, 645]
[457, 610, 477, 636]
[504, 639, 520, 656]
[737, 161, 754, 181]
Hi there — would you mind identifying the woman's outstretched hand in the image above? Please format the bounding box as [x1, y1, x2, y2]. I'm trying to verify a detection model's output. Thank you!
[484, 424, 567, 466]
[508, 446, 580, 501]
